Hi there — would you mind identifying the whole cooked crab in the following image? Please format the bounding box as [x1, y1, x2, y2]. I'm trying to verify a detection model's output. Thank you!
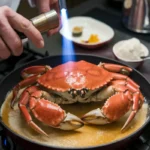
[11, 60, 144, 136]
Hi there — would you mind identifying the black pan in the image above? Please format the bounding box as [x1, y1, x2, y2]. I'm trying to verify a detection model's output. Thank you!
[0, 54, 150, 150]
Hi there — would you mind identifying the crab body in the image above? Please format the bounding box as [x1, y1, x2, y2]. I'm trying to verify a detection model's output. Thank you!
[11, 60, 144, 136]
[38, 61, 113, 104]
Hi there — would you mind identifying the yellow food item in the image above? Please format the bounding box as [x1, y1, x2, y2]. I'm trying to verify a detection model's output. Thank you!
[82, 34, 100, 43]
[88, 34, 99, 43]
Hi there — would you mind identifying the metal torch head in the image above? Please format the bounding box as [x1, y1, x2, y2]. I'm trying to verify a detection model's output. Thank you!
[31, 9, 59, 33]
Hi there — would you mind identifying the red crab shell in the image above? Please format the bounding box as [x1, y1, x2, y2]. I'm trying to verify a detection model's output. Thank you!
[38, 60, 113, 91]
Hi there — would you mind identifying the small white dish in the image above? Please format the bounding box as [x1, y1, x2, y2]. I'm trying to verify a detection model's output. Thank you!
[113, 39, 149, 68]
[59, 16, 114, 49]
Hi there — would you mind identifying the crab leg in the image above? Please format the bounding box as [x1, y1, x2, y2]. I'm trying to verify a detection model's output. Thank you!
[11, 75, 40, 108]
[11, 66, 51, 108]
[19, 86, 84, 136]
[111, 73, 144, 106]
[21, 65, 51, 78]
[99, 63, 132, 75]
[112, 73, 139, 87]
[121, 92, 140, 131]
[18, 86, 48, 135]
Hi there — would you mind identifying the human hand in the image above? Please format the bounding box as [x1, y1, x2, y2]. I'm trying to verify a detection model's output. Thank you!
[34, 0, 61, 36]
[0, 6, 44, 59]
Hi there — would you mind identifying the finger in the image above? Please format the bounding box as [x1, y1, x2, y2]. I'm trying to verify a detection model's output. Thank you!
[0, 37, 11, 59]
[47, 26, 60, 36]
[50, 0, 59, 13]
[47, 17, 61, 36]
[50, 0, 58, 5]
[35, 0, 50, 13]
[47, 1, 61, 36]
[5, 8, 44, 48]
[0, 16, 23, 56]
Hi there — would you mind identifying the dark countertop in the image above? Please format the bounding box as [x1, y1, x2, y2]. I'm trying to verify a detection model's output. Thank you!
[28, 0, 150, 82]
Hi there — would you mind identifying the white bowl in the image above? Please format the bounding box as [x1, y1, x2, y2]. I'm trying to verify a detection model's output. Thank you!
[113, 40, 149, 68]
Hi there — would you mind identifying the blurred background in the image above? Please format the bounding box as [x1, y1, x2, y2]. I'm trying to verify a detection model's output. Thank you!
[17, 0, 89, 18]
[17, 0, 124, 19]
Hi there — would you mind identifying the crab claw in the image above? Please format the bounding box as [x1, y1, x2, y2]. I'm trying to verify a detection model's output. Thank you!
[81, 108, 110, 125]
[58, 113, 84, 130]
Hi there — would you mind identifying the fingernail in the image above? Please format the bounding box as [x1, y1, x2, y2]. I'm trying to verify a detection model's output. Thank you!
[39, 40, 44, 48]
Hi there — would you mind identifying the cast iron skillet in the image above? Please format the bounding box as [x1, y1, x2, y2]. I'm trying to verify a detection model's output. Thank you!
[0, 54, 150, 150]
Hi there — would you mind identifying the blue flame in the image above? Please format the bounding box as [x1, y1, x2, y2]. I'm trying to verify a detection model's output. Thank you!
[3, 138, 7, 146]
[61, 9, 76, 63]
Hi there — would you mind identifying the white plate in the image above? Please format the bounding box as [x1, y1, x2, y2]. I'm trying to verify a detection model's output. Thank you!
[59, 16, 114, 49]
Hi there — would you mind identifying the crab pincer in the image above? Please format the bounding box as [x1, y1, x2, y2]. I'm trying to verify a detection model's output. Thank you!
[81, 66, 143, 131]
[19, 86, 84, 136]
